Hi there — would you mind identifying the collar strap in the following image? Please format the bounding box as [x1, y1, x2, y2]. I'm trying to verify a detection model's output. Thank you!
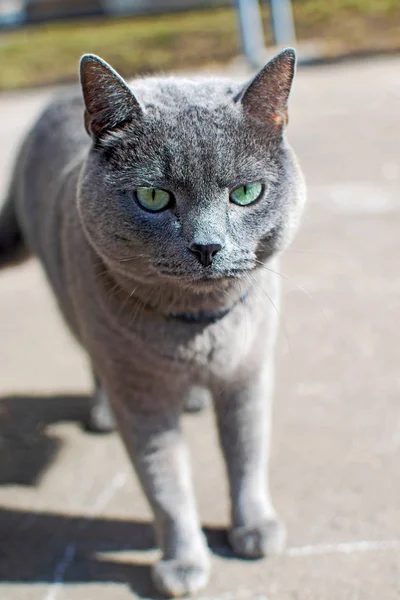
[167, 291, 248, 324]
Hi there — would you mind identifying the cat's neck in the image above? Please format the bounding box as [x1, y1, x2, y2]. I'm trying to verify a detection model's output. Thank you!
[100, 262, 249, 322]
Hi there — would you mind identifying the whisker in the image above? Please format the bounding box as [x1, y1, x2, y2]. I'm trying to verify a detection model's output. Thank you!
[129, 292, 146, 328]
[255, 260, 313, 300]
[128, 280, 160, 328]
[215, 280, 248, 400]
[254, 259, 328, 321]
[247, 271, 292, 360]
[118, 285, 138, 317]
[119, 253, 146, 263]
[104, 280, 124, 302]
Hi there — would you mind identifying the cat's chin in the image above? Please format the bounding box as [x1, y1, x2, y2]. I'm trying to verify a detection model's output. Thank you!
[157, 270, 247, 294]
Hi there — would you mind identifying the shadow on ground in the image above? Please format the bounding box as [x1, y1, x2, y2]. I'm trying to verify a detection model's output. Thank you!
[0, 394, 93, 485]
[0, 506, 231, 597]
[0, 393, 235, 597]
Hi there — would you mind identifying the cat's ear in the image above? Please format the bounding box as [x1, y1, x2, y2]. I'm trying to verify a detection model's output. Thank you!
[80, 54, 142, 137]
[237, 48, 296, 128]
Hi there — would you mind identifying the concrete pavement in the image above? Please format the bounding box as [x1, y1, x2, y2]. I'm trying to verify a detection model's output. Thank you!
[1, 56, 400, 599]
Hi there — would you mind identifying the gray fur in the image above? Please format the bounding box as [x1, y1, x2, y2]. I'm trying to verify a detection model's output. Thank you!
[0, 49, 305, 597]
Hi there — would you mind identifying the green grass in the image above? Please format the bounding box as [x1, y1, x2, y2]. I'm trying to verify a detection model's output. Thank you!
[0, 1, 399, 90]
[0, 8, 241, 89]
[294, 0, 399, 19]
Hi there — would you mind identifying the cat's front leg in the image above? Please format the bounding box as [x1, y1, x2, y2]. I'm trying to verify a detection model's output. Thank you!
[85, 379, 210, 433]
[86, 374, 116, 433]
[214, 362, 286, 559]
[112, 400, 210, 597]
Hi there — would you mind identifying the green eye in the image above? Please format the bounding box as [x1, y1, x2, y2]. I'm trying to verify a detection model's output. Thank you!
[230, 183, 263, 206]
[136, 187, 171, 212]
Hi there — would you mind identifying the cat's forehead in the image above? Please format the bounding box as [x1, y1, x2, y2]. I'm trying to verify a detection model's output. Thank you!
[127, 76, 240, 111]
[101, 76, 280, 188]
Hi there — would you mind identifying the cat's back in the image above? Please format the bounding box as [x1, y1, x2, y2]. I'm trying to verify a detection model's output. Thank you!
[19, 89, 89, 185]
[12, 90, 90, 322]
[14, 88, 89, 235]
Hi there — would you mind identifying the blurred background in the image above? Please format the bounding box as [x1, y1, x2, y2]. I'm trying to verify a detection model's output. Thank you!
[0, 0, 399, 88]
[0, 2, 400, 600]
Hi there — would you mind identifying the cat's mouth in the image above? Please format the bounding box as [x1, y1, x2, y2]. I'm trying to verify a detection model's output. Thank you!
[153, 258, 255, 285]
[155, 267, 252, 289]
[106, 252, 254, 294]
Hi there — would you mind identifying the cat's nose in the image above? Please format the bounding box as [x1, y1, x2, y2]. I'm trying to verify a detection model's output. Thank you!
[188, 243, 222, 267]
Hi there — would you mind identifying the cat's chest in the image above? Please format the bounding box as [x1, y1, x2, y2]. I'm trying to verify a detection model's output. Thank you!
[122, 300, 274, 386]
[72, 250, 279, 388]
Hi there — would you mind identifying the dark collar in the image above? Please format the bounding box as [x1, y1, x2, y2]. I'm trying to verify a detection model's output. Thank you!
[167, 291, 248, 324]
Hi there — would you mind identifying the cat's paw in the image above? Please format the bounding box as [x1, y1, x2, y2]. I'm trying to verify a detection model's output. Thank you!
[184, 387, 211, 414]
[152, 555, 210, 597]
[229, 518, 286, 559]
[84, 392, 116, 434]
[86, 401, 115, 433]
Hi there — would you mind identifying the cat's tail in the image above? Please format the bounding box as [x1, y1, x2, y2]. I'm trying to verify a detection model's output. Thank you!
[0, 184, 29, 269]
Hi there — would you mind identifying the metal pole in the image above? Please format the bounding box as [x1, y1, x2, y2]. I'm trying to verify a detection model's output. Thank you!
[235, 0, 265, 69]
[268, 0, 296, 46]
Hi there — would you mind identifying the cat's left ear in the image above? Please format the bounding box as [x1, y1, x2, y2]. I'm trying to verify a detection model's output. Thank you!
[80, 54, 143, 137]
[237, 48, 296, 128]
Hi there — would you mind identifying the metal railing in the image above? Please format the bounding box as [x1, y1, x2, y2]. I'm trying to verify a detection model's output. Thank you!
[236, 0, 295, 66]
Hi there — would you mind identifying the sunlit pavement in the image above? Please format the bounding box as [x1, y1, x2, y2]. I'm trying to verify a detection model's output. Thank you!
[1, 56, 400, 600]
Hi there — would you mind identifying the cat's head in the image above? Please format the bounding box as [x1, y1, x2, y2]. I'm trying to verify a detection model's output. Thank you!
[78, 51, 305, 292]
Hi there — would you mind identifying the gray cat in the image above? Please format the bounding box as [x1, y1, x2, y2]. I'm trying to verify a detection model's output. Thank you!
[0, 49, 305, 596]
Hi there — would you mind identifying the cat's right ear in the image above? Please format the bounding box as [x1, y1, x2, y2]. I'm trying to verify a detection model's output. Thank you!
[236, 48, 296, 129]
[80, 54, 142, 138]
